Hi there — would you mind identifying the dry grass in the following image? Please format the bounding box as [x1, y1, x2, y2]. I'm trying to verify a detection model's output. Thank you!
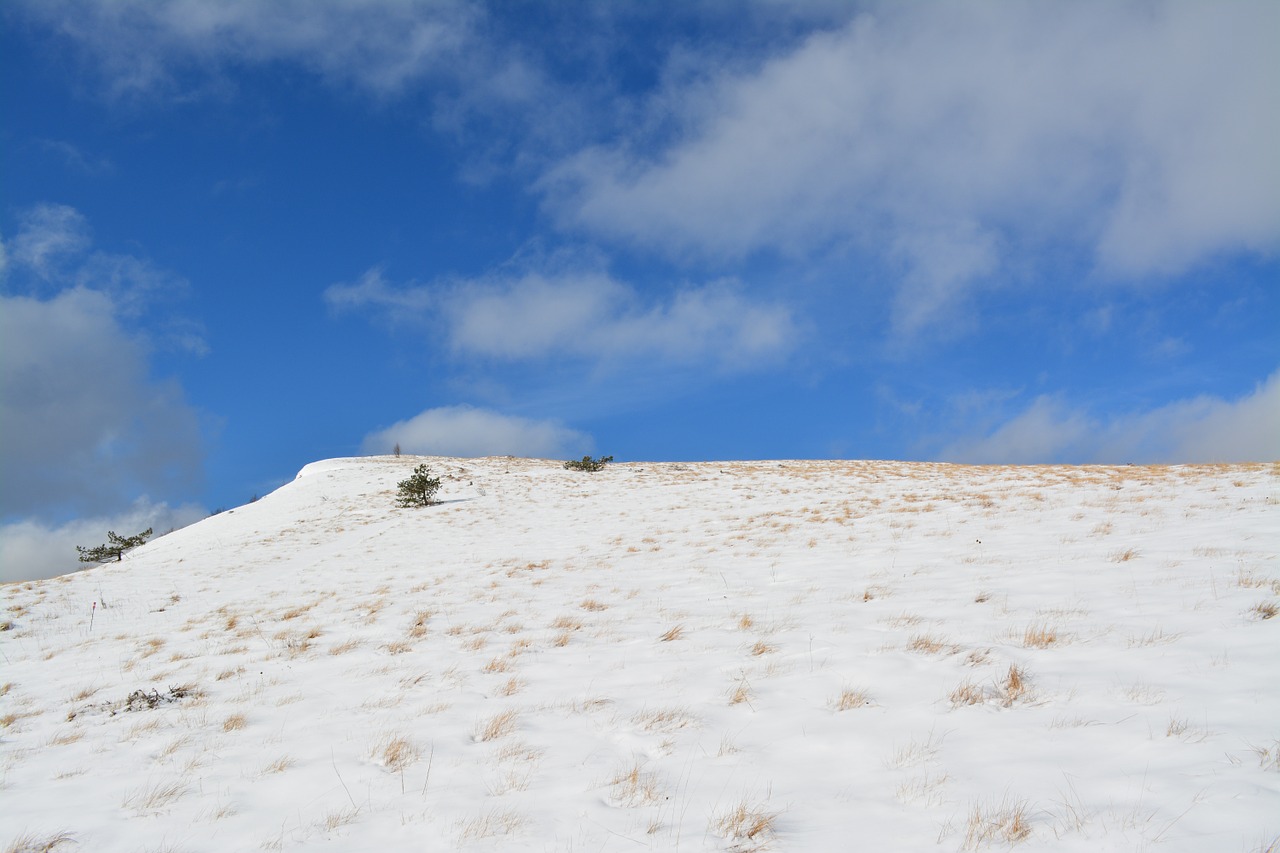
[1127, 627, 1180, 647]
[328, 638, 361, 656]
[609, 760, 663, 806]
[711, 798, 778, 848]
[261, 755, 295, 775]
[222, 713, 247, 732]
[456, 808, 527, 841]
[659, 624, 684, 642]
[737, 613, 755, 630]
[3, 832, 76, 853]
[962, 797, 1032, 849]
[374, 734, 419, 771]
[475, 709, 519, 742]
[551, 631, 571, 647]
[833, 687, 871, 711]
[319, 806, 361, 831]
[1020, 623, 1059, 648]
[407, 609, 432, 639]
[550, 615, 584, 631]
[1249, 601, 1278, 620]
[499, 677, 524, 696]
[482, 655, 513, 674]
[728, 677, 754, 706]
[1109, 547, 1139, 563]
[46, 728, 84, 746]
[1236, 570, 1280, 595]
[580, 598, 608, 612]
[633, 707, 696, 733]
[750, 639, 776, 656]
[950, 679, 986, 707]
[907, 633, 955, 654]
[1251, 739, 1280, 771]
[998, 665, 1032, 706]
[123, 780, 187, 812]
[382, 640, 412, 655]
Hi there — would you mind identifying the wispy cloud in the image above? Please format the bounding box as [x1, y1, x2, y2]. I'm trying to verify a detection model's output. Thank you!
[543, 2, 1280, 333]
[324, 267, 434, 317]
[938, 369, 1280, 464]
[38, 139, 115, 175]
[8, 203, 92, 280]
[12, 0, 477, 98]
[326, 263, 796, 371]
[0, 500, 206, 582]
[361, 405, 590, 459]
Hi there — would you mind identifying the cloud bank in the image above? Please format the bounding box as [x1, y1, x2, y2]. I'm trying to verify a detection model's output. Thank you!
[940, 369, 1280, 464]
[544, 2, 1280, 330]
[361, 406, 590, 460]
[0, 500, 207, 583]
[0, 206, 205, 520]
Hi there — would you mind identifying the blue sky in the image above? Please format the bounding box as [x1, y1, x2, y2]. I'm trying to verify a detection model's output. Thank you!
[2, 1, 1277, 579]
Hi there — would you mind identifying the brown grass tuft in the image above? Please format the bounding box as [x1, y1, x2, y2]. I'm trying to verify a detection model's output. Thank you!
[475, 709, 519, 742]
[962, 797, 1032, 849]
[1020, 623, 1058, 648]
[998, 665, 1032, 706]
[123, 780, 187, 812]
[222, 713, 247, 732]
[375, 734, 419, 771]
[950, 679, 986, 707]
[659, 625, 684, 642]
[834, 687, 871, 711]
[580, 598, 608, 612]
[4, 831, 77, 853]
[1249, 601, 1278, 620]
[609, 760, 663, 806]
[907, 633, 954, 654]
[711, 798, 778, 847]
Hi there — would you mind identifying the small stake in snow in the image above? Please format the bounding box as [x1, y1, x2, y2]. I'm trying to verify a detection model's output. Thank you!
[90, 601, 97, 632]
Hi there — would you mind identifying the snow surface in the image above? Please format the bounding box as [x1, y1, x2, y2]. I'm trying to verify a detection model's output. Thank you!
[2, 456, 1277, 852]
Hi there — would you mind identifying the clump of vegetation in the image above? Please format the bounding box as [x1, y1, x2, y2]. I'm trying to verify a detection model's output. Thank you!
[564, 455, 613, 472]
[396, 464, 441, 507]
[76, 528, 152, 563]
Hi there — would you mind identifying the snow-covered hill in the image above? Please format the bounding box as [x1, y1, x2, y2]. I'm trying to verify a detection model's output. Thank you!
[2, 456, 1277, 852]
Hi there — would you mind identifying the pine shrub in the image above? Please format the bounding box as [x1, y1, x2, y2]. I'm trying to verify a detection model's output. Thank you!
[396, 464, 441, 507]
[564, 455, 614, 472]
[76, 528, 153, 563]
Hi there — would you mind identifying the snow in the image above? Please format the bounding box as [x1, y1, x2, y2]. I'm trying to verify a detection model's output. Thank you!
[2, 456, 1277, 852]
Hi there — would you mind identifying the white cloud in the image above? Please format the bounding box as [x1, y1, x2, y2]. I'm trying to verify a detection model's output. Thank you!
[326, 264, 796, 371]
[1, 204, 205, 520]
[543, 2, 1280, 331]
[0, 500, 206, 583]
[13, 0, 477, 98]
[361, 405, 590, 459]
[939, 369, 1280, 464]
[446, 271, 794, 368]
[0, 288, 205, 517]
[9, 203, 91, 280]
[324, 267, 434, 317]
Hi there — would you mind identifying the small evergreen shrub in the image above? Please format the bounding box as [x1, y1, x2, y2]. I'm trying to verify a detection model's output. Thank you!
[396, 464, 441, 507]
[76, 528, 153, 563]
[564, 455, 613, 472]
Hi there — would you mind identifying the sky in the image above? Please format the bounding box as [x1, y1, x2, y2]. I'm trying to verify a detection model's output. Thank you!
[2, 0, 1278, 580]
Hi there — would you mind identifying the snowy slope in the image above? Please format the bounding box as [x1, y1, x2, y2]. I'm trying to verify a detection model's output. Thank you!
[2, 456, 1277, 852]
